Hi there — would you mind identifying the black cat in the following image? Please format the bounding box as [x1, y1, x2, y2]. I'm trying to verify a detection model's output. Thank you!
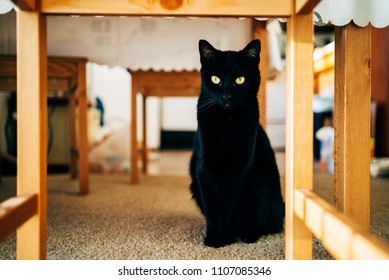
[190, 39, 285, 248]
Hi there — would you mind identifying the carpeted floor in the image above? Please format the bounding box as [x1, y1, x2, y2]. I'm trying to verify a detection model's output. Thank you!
[0, 172, 388, 260]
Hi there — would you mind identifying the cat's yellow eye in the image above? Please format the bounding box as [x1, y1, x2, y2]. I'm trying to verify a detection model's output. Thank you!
[235, 76, 245, 85]
[211, 75, 221, 85]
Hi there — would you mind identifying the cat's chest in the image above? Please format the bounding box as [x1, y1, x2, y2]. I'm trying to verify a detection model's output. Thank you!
[199, 113, 257, 150]
[198, 119, 257, 172]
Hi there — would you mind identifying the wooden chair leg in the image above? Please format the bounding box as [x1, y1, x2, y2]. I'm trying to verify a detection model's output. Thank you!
[16, 10, 47, 260]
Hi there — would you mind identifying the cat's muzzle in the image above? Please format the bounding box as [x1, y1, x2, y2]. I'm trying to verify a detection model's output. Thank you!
[222, 94, 232, 109]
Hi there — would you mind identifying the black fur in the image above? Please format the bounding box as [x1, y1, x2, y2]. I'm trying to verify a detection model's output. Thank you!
[190, 39, 285, 248]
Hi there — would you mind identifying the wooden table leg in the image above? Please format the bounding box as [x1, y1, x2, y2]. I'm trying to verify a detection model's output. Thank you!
[142, 94, 148, 174]
[16, 10, 47, 260]
[77, 61, 89, 195]
[285, 8, 314, 260]
[68, 90, 78, 179]
[130, 78, 139, 184]
[334, 24, 371, 230]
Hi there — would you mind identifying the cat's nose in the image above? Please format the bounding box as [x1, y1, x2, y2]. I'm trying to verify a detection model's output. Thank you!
[222, 94, 231, 109]
[222, 94, 231, 100]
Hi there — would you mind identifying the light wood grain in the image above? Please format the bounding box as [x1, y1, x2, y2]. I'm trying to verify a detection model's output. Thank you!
[252, 20, 268, 129]
[285, 7, 314, 259]
[0, 194, 38, 244]
[0, 55, 86, 93]
[334, 24, 371, 229]
[40, 0, 291, 17]
[77, 61, 89, 194]
[131, 71, 200, 98]
[294, 189, 389, 259]
[296, 0, 321, 14]
[10, 0, 35, 11]
[0, 55, 86, 78]
[16, 11, 47, 260]
[131, 71, 201, 91]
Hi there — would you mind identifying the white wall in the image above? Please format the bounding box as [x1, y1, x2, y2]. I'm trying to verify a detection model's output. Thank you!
[87, 63, 130, 127]
[87, 63, 164, 148]
[161, 98, 198, 131]
[266, 67, 287, 149]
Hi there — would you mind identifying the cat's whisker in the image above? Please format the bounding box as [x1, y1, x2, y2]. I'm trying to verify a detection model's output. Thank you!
[190, 106, 198, 114]
[198, 97, 216, 105]
[198, 95, 214, 101]
[198, 100, 217, 112]
[240, 102, 259, 119]
[197, 98, 213, 104]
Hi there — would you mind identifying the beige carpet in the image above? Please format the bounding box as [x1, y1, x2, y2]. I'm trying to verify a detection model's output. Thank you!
[0, 173, 388, 260]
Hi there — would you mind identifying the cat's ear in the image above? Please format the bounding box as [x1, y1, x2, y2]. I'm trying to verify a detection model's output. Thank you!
[199, 40, 217, 63]
[242, 39, 261, 64]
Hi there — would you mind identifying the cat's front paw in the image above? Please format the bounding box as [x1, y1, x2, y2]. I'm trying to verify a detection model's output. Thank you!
[204, 234, 235, 248]
[240, 231, 261, 244]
